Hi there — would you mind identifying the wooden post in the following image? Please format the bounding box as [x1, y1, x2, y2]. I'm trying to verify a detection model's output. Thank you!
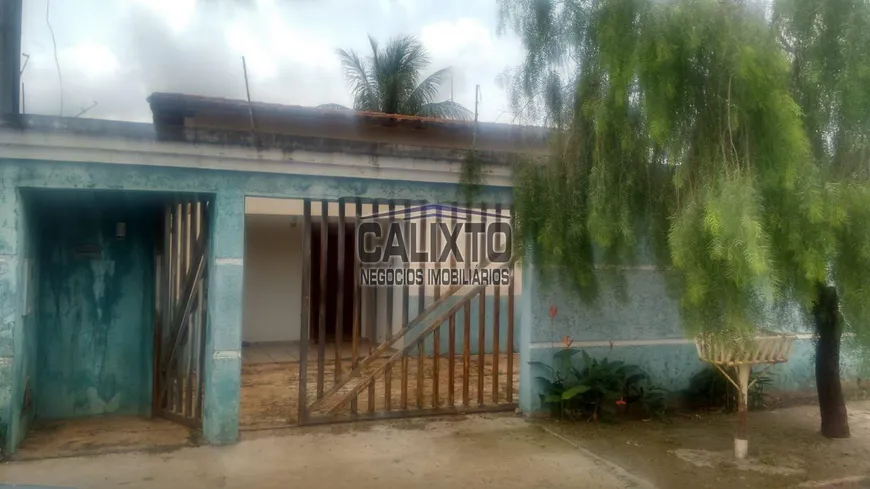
[735, 364, 750, 459]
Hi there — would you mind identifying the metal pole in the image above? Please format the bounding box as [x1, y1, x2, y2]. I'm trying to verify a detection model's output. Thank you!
[242, 56, 257, 134]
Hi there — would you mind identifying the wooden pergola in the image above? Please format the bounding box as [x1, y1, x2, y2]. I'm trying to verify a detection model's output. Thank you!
[695, 330, 797, 459]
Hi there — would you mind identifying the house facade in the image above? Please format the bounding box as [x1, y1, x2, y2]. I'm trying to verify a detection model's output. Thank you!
[0, 92, 862, 456]
[0, 99, 544, 454]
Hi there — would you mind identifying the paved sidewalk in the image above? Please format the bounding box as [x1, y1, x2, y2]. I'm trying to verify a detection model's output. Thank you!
[0, 415, 649, 489]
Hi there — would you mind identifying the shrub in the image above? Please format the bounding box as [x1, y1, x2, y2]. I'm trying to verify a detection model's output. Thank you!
[684, 365, 773, 411]
[531, 348, 668, 421]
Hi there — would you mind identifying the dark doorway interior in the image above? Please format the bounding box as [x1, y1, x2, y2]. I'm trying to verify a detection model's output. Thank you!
[309, 221, 355, 342]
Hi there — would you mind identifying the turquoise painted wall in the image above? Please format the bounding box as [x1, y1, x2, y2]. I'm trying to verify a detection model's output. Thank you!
[9, 194, 38, 448]
[0, 167, 25, 454]
[518, 258, 866, 414]
[0, 158, 513, 451]
[34, 192, 158, 419]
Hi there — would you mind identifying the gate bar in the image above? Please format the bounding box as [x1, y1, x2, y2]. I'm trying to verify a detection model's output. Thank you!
[506, 208, 515, 403]
[433, 321, 440, 407]
[434, 205, 441, 301]
[317, 200, 329, 398]
[462, 204, 472, 406]
[367, 200, 379, 413]
[448, 203, 458, 407]
[298, 199, 312, 422]
[418, 201, 427, 321]
[336, 198, 346, 380]
[401, 200, 411, 410]
[384, 201, 395, 410]
[416, 342, 424, 408]
[351, 198, 361, 414]
[477, 203, 486, 406]
[492, 203, 501, 403]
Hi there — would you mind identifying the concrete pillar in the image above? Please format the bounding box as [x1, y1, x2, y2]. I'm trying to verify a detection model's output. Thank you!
[518, 246, 536, 415]
[203, 191, 245, 444]
[0, 165, 20, 453]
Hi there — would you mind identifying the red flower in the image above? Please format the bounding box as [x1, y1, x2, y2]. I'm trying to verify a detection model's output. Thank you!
[616, 398, 627, 406]
[549, 305, 558, 319]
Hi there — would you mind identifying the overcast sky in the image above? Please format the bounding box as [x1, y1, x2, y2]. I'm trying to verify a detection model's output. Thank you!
[20, 0, 525, 124]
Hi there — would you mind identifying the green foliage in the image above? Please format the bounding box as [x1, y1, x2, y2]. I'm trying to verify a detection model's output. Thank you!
[500, 0, 870, 346]
[460, 150, 484, 205]
[330, 35, 472, 120]
[532, 348, 668, 421]
[684, 366, 773, 412]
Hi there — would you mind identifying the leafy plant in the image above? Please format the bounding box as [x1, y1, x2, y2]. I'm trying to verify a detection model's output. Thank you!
[684, 365, 773, 412]
[749, 373, 773, 411]
[531, 348, 668, 421]
[460, 149, 483, 204]
[500, 0, 870, 438]
[325, 35, 472, 120]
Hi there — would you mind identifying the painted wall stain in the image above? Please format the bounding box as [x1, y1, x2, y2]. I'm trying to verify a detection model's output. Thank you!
[0, 158, 512, 448]
[35, 193, 157, 419]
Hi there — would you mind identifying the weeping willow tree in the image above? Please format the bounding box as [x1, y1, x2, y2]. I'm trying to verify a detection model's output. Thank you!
[499, 0, 870, 438]
[772, 0, 870, 438]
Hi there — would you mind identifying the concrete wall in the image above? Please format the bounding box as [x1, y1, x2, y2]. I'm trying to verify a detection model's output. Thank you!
[517, 255, 867, 414]
[243, 215, 303, 343]
[3, 192, 39, 452]
[1, 169, 30, 454]
[34, 193, 158, 419]
[0, 157, 513, 454]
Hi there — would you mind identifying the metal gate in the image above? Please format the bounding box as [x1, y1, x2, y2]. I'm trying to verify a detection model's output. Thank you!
[154, 198, 210, 427]
[297, 198, 518, 425]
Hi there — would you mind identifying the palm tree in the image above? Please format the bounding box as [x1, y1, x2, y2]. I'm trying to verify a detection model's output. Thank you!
[321, 35, 472, 120]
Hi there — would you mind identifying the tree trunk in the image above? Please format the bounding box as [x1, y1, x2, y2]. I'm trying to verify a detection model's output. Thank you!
[812, 284, 850, 439]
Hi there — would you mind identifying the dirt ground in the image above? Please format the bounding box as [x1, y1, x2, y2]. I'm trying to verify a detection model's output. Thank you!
[541, 399, 870, 489]
[0, 415, 642, 489]
[6, 402, 869, 488]
[240, 353, 520, 429]
[13, 417, 194, 461]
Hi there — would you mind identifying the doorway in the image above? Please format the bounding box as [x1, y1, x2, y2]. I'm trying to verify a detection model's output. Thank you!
[12, 189, 200, 459]
[309, 221, 355, 343]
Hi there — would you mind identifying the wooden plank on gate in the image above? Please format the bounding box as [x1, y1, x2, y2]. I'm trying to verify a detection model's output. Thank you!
[325, 258, 517, 415]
